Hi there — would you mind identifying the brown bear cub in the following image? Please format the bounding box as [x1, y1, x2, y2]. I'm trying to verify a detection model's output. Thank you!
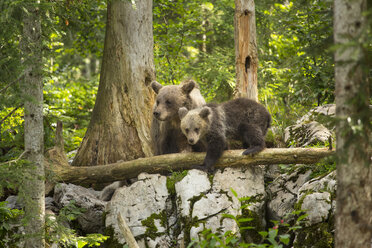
[179, 98, 271, 171]
[151, 80, 206, 155]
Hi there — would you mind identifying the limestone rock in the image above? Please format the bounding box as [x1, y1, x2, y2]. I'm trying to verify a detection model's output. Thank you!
[176, 167, 266, 242]
[300, 192, 332, 226]
[284, 104, 336, 147]
[105, 173, 169, 246]
[297, 171, 336, 225]
[175, 169, 211, 217]
[54, 183, 106, 234]
[298, 171, 336, 198]
[267, 167, 312, 221]
[284, 121, 332, 147]
[297, 104, 335, 125]
[5, 195, 22, 209]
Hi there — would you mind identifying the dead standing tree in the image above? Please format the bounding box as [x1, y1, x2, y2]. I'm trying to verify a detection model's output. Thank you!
[234, 0, 258, 101]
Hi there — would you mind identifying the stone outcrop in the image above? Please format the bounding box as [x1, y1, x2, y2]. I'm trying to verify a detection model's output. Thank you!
[53, 183, 106, 234]
[284, 104, 335, 147]
[105, 167, 266, 247]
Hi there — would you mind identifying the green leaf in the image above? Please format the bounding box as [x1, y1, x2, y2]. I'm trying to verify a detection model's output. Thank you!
[237, 218, 253, 223]
[230, 188, 238, 198]
[279, 234, 290, 245]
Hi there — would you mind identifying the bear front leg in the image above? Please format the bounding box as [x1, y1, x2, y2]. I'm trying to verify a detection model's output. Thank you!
[201, 135, 226, 172]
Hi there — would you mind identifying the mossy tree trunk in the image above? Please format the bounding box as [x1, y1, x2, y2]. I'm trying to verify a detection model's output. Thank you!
[334, 0, 371, 247]
[72, 0, 156, 166]
[20, 2, 45, 247]
[234, 0, 258, 101]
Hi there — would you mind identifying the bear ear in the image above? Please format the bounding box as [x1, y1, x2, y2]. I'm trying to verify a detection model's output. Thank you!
[178, 107, 189, 120]
[181, 80, 195, 95]
[199, 107, 211, 120]
[151, 81, 162, 94]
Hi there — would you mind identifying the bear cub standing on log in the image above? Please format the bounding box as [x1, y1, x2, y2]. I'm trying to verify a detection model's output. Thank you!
[151, 80, 206, 155]
[179, 98, 271, 170]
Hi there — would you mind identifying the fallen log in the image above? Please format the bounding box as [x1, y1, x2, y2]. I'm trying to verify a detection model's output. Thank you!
[51, 148, 334, 185]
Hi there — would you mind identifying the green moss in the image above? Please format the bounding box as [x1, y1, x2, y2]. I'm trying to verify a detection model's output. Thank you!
[293, 222, 334, 248]
[294, 190, 314, 211]
[166, 170, 188, 195]
[182, 191, 210, 245]
[309, 156, 336, 179]
[236, 195, 265, 243]
[141, 211, 168, 240]
[103, 227, 123, 248]
[182, 215, 200, 245]
[240, 209, 263, 243]
[208, 173, 214, 185]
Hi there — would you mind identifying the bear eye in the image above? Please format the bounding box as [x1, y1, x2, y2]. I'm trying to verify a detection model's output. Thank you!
[165, 100, 171, 105]
[185, 128, 189, 134]
[156, 100, 159, 105]
[194, 128, 199, 134]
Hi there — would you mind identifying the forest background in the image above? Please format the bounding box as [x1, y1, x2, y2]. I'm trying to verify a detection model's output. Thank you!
[0, 0, 337, 160]
[0, 0, 371, 247]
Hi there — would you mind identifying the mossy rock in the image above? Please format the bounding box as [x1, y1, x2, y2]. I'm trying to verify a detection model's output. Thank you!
[166, 170, 188, 195]
[239, 205, 265, 244]
[103, 227, 126, 248]
[293, 222, 334, 248]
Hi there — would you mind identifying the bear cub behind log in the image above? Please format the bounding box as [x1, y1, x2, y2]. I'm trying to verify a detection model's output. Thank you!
[179, 98, 271, 170]
[151, 80, 206, 155]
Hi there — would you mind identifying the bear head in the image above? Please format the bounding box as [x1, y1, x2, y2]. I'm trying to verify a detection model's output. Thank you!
[179, 106, 211, 145]
[151, 80, 196, 121]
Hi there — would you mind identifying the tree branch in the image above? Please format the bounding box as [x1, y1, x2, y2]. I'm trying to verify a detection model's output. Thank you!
[51, 148, 334, 185]
[117, 213, 140, 248]
[0, 72, 24, 94]
[0, 150, 27, 166]
[0, 104, 23, 125]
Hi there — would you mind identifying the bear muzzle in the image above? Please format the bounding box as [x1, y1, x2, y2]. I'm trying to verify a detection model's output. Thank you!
[153, 111, 160, 118]
[188, 138, 196, 145]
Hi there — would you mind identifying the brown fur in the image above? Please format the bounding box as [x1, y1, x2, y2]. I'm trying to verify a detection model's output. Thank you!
[151, 80, 206, 155]
[179, 98, 271, 171]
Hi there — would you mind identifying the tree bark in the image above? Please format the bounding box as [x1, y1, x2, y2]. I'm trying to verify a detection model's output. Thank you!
[72, 0, 156, 166]
[53, 148, 333, 185]
[234, 0, 258, 101]
[20, 2, 45, 247]
[334, 0, 371, 247]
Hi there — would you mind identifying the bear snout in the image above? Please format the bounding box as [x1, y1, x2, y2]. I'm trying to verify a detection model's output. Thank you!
[153, 111, 160, 118]
[188, 138, 195, 144]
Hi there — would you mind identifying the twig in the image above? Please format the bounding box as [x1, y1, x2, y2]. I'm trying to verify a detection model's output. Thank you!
[0, 151, 28, 166]
[117, 212, 140, 248]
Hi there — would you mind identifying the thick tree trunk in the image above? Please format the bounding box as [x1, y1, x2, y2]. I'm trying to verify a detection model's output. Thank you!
[334, 0, 371, 247]
[72, 0, 155, 166]
[53, 148, 333, 185]
[20, 2, 45, 247]
[234, 0, 258, 101]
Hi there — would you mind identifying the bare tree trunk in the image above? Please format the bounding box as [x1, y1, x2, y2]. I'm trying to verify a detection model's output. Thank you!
[234, 0, 258, 101]
[20, 2, 45, 247]
[334, 0, 371, 247]
[72, 0, 156, 166]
